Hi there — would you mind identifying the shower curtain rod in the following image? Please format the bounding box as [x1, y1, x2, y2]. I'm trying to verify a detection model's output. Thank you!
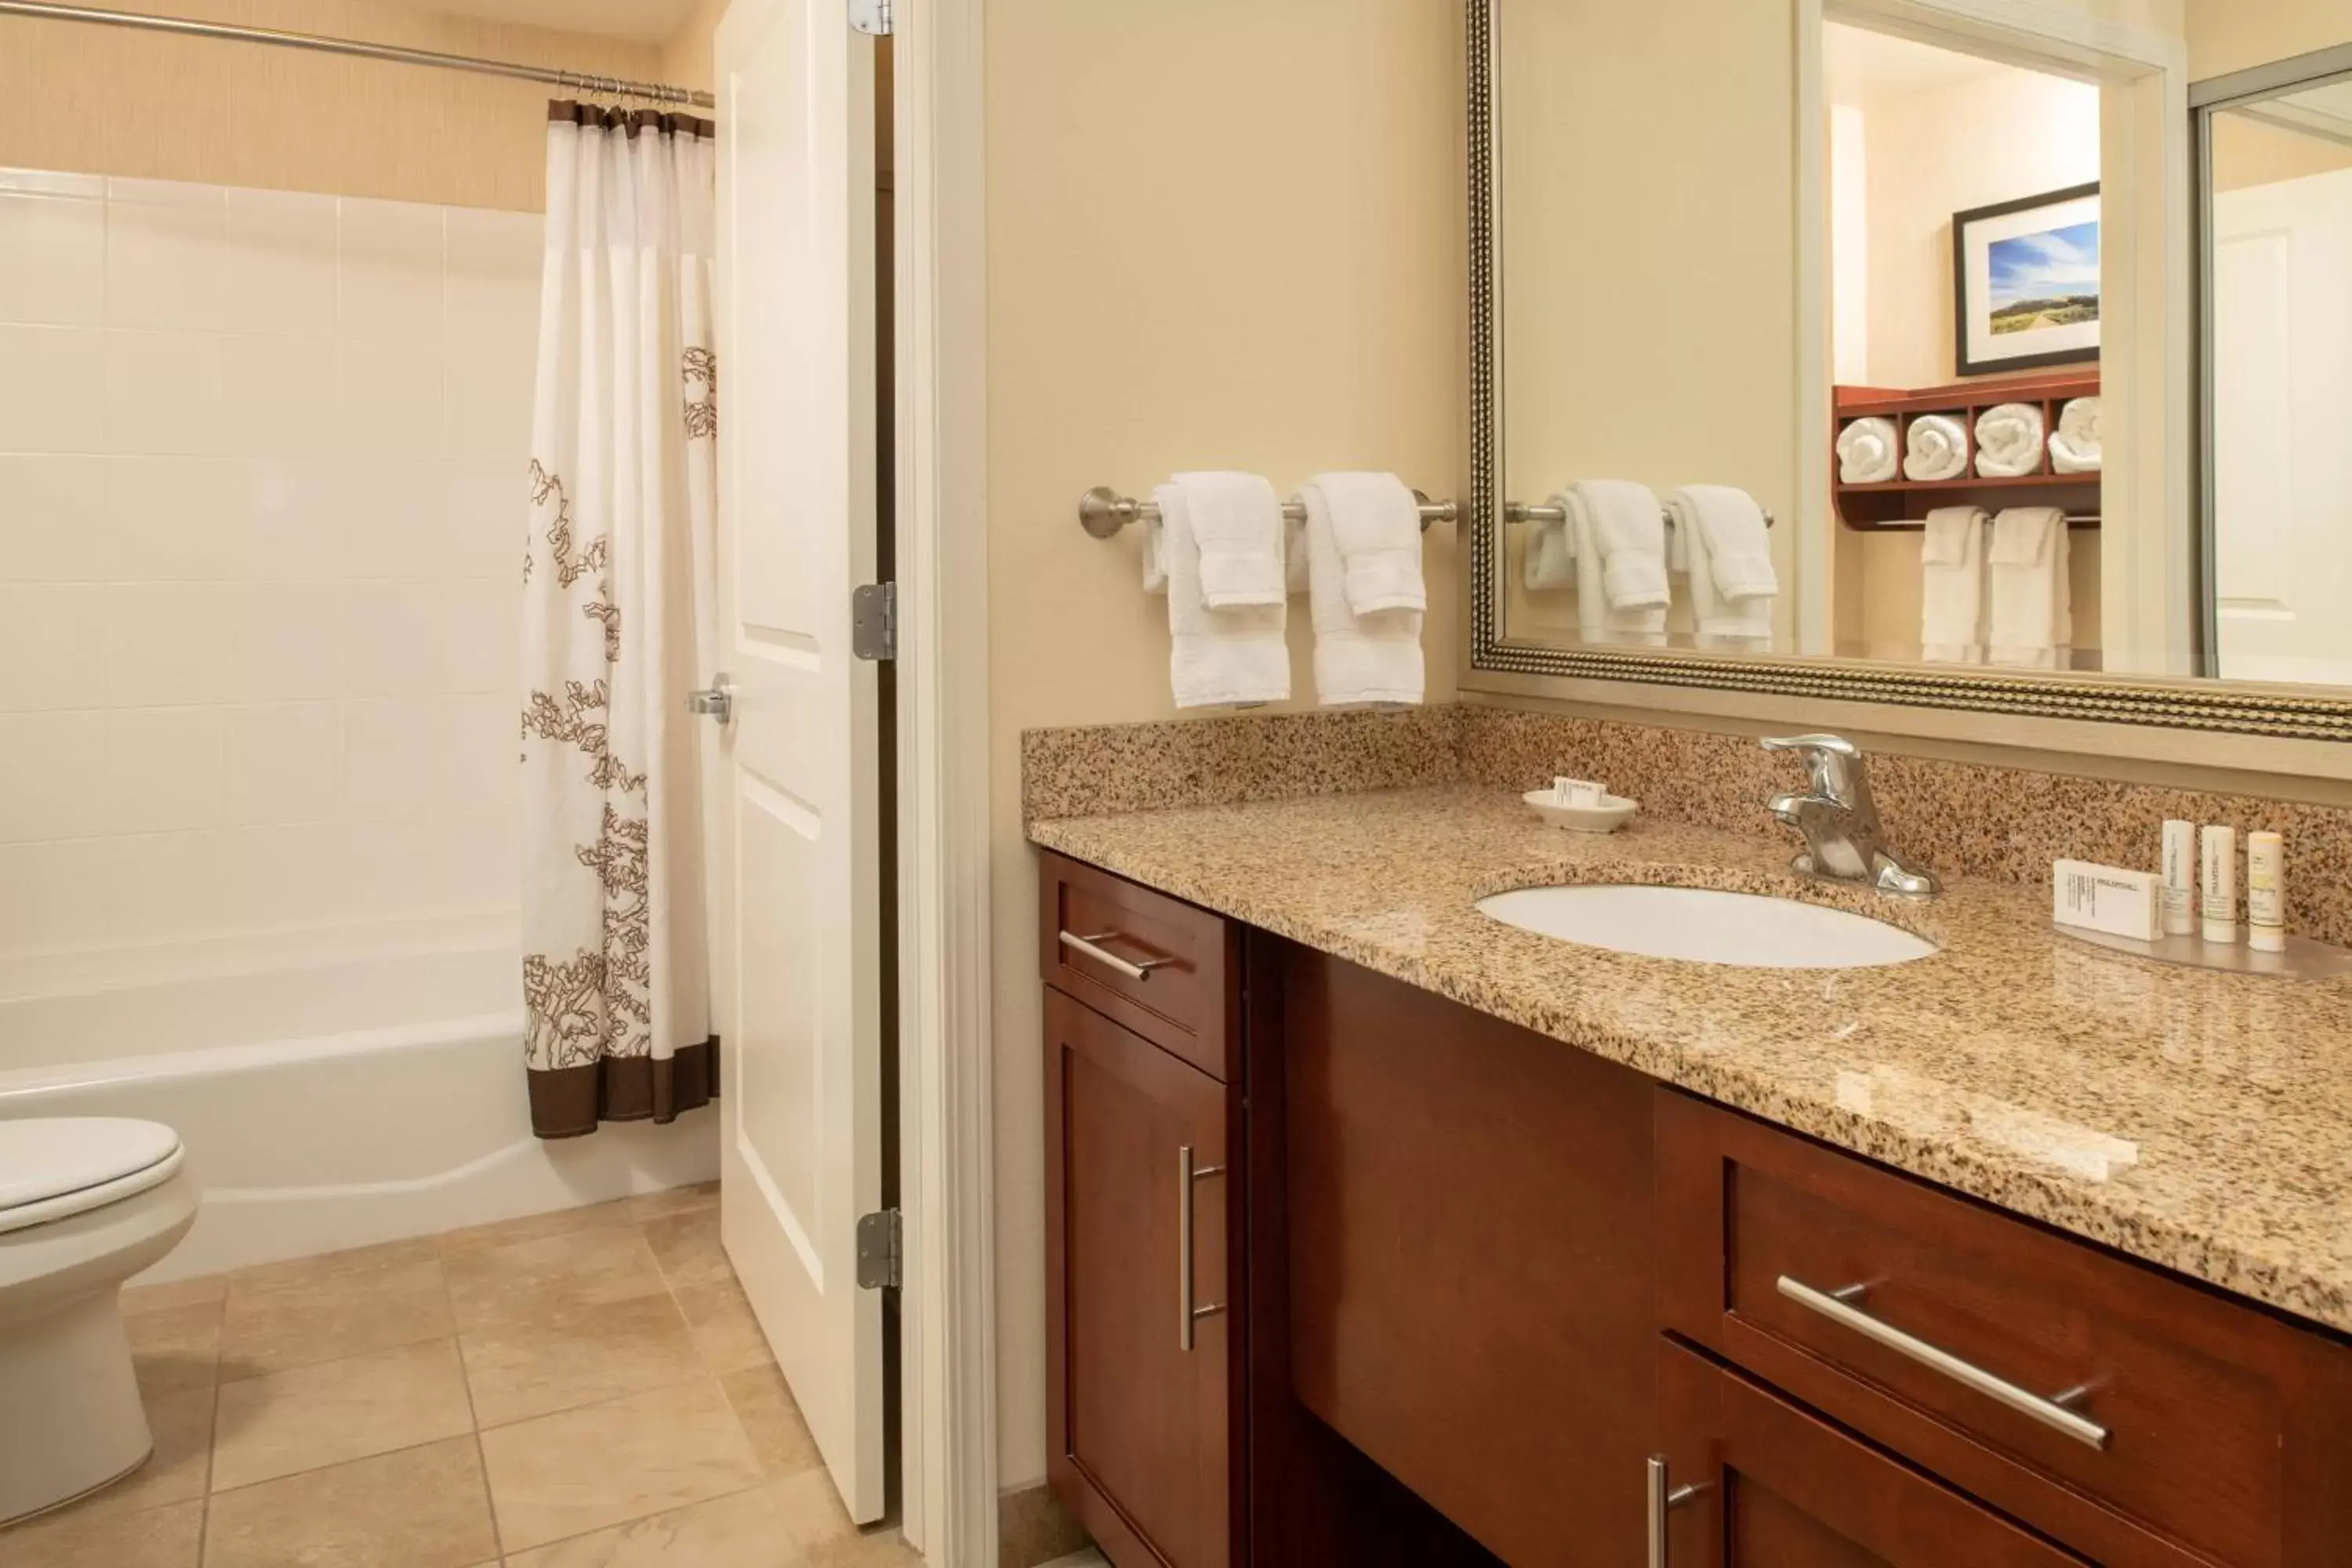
[0, 0, 717, 109]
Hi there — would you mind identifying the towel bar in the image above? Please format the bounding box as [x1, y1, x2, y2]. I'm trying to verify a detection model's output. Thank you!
[1504, 501, 1777, 529]
[1080, 485, 1459, 539]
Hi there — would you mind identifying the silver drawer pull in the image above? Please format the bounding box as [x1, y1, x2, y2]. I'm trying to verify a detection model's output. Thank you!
[1645, 1457, 1701, 1568]
[1178, 1145, 1226, 1352]
[1777, 1276, 2109, 1450]
[1058, 930, 1177, 983]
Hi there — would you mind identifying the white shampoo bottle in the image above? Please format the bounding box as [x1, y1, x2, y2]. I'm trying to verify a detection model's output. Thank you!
[2248, 831, 2286, 954]
[2201, 826, 2239, 945]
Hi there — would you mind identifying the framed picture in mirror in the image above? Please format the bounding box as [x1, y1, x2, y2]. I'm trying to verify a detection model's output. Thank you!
[1952, 182, 2102, 376]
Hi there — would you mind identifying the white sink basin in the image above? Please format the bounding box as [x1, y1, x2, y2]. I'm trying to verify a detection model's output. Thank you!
[1477, 884, 1936, 970]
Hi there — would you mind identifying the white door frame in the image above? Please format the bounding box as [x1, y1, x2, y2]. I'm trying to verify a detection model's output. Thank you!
[1796, 0, 2191, 672]
[887, 0, 996, 1561]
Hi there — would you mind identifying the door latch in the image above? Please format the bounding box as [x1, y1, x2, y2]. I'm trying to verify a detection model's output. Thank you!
[851, 583, 897, 662]
[685, 675, 735, 724]
[848, 0, 891, 36]
[855, 1209, 902, 1290]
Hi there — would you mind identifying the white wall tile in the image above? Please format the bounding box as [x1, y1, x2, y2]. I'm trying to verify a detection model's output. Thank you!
[342, 339, 443, 459]
[106, 456, 248, 580]
[105, 829, 227, 945]
[0, 456, 108, 580]
[226, 336, 340, 459]
[438, 579, 518, 695]
[102, 582, 227, 706]
[442, 461, 527, 579]
[0, 710, 108, 843]
[218, 702, 343, 827]
[105, 330, 229, 455]
[339, 198, 444, 343]
[226, 187, 339, 338]
[339, 581, 444, 697]
[0, 169, 104, 199]
[220, 821, 355, 930]
[106, 177, 223, 209]
[0, 192, 106, 326]
[216, 581, 345, 702]
[0, 583, 103, 711]
[344, 814, 446, 917]
[0, 325, 107, 453]
[106, 199, 227, 332]
[249, 459, 345, 579]
[342, 697, 439, 816]
[0, 840, 112, 953]
[104, 706, 223, 834]
[445, 695, 517, 804]
[443, 807, 520, 912]
[342, 461, 442, 578]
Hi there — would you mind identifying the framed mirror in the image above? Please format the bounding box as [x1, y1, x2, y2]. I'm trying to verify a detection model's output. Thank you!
[1461, 0, 2352, 742]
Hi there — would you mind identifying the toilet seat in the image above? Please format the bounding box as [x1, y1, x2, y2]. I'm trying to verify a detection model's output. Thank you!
[0, 1120, 185, 1237]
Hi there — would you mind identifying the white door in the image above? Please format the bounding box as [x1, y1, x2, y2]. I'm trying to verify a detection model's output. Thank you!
[711, 0, 886, 1523]
[2212, 165, 2352, 684]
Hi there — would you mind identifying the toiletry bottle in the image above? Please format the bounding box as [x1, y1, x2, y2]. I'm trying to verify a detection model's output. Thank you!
[2248, 831, 2285, 954]
[2161, 820, 2197, 938]
[2201, 826, 2238, 945]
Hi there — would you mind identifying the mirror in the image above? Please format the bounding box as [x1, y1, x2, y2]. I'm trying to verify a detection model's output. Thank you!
[1467, 1, 2352, 737]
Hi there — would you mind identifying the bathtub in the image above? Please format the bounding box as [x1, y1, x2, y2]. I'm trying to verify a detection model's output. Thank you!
[0, 920, 718, 1281]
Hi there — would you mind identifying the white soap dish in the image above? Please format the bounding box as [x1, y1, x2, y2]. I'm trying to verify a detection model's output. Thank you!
[1523, 789, 1639, 834]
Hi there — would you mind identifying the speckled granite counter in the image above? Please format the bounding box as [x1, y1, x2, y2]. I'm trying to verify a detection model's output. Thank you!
[1029, 785, 2352, 1337]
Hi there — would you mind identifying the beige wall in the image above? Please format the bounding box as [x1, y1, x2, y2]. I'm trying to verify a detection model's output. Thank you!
[984, 0, 1466, 1486]
[0, 0, 664, 212]
[2212, 111, 2352, 191]
[2189, 0, 2352, 78]
[659, 0, 728, 96]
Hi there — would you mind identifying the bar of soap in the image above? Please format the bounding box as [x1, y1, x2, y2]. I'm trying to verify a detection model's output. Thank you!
[2053, 860, 2163, 943]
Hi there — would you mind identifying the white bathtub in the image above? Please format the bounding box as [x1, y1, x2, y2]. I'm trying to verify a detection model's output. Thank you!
[0, 920, 718, 1281]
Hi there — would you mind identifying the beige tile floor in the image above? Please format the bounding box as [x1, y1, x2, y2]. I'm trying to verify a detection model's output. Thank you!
[0, 1184, 921, 1567]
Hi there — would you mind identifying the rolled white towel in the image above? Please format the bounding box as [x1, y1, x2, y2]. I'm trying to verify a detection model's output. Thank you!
[1836, 417, 1899, 484]
[1904, 414, 1969, 482]
[1973, 403, 2046, 478]
[2049, 397, 2103, 473]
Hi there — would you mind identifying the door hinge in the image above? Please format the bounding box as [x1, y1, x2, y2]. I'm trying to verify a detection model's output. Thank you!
[851, 582, 898, 662]
[855, 1208, 903, 1290]
[848, 0, 891, 36]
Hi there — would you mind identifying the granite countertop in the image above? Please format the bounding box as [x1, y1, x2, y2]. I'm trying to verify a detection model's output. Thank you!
[1029, 785, 2352, 1337]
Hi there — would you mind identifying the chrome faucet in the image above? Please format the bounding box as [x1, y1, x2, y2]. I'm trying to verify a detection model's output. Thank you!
[1762, 734, 1940, 897]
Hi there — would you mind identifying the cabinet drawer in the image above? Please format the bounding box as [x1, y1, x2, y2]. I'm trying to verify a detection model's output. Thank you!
[1039, 851, 1237, 1082]
[1658, 1091, 2352, 1568]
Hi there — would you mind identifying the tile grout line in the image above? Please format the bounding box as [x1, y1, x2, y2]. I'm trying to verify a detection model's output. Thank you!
[437, 1248, 510, 1567]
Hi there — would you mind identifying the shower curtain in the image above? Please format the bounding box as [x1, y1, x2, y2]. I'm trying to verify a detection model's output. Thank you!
[521, 103, 720, 1139]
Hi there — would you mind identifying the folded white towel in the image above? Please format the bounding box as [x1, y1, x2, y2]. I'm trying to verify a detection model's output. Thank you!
[1298, 481, 1424, 707]
[1919, 506, 1987, 663]
[1904, 414, 1969, 482]
[1305, 471, 1426, 615]
[1667, 485, 1777, 650]
[1169, 470, 1287, 610]
[1523, 511, 1575, 590]
[2049, 397, 2102, 473]
[1987, 506, 2071, 669]
[1566, 480, 1668, 644]
[1154, 482, 1290, 708]
[1973, 403, 2047, 478]
[1836, 416, 1899, 484]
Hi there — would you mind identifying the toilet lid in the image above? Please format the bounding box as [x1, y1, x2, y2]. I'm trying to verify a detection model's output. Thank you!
[0, 1119, 182, 1214]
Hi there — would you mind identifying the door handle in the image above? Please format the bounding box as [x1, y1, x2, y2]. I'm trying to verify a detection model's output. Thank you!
[1646, 1457, 1702, 1568]
[686, 675, 735, 724]
[1777, 1276, 2109, 1449]
[1178, 1145, 1226, 1352]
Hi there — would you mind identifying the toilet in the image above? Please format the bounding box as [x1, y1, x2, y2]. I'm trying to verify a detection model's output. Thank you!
[0, 1118, 198, 1526]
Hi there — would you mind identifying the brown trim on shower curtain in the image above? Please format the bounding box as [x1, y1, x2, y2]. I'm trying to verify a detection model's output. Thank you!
[529, 1038, 720, 1141]
[548, 99, 716, 140]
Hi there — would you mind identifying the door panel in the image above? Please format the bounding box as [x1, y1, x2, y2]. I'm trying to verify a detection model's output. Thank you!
[1047, 991, 1235, 1568]
[713, 0, 884, 1524]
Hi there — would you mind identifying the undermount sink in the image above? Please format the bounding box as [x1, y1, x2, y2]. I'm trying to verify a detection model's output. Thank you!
[1476, 884, 1936, 970]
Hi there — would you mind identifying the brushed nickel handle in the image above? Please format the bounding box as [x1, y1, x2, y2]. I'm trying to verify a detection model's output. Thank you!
[1777, 1276, 2109, 1450]
[1645, 1457, 1701, 1568]
[1178, 1145, 1226, 1352]
[1058, 930, 1176, 983]
[685, 674, 735, 724]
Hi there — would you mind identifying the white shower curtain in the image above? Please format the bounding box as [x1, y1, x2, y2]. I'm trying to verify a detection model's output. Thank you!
[521, 104, 719, 1139]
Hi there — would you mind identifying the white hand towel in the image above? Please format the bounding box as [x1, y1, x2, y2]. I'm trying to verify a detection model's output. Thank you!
[1973, 403, 2047, 478]
[1837, 416, 1899, 484]
[1904, 414, 1969, 482]
[1919, 506, 1987, 664]
[1666, 485, 1777, 650]
[1566, 480, 1668, 644]
[1523, 512, 1575, 590]
[1986, 506, 2071, 669]
[2049, 397, 2102, 473]
[1308, 471, 1426, 615]
[1169, 470, 1287, 609]
[1298, 481, 1424, 707]
[1155, 482, 1290, 709]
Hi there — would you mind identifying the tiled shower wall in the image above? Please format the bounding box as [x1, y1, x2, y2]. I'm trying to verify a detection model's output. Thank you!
[0, 167, 539, 964]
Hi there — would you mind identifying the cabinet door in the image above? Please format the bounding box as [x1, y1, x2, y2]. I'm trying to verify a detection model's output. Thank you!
[1656, 1340, 2089, 1568]
[1047, 989, 1239, 1568]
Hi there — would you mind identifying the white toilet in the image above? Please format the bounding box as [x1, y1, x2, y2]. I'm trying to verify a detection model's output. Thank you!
[0, 1118, 198, 1526]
